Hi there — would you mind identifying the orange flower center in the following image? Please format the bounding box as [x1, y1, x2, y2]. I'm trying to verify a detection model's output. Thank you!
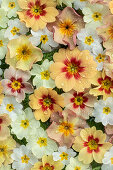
[108, 25, 113, 39]
[96, 54, 105, 63]
[74, 167, 81, 170]
[58, 121, 74, 136]
[16, 45, 32, 61]
[60, 152, 68, 161]
[21, 155, 30, 164]
[40, 163, 54, 170]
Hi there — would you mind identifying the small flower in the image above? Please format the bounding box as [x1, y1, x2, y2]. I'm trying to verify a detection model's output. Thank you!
[0, 114, 11, 140]
[11, 107, 40, 140]
[66, 157, 91, 170]
[30, 59, 55, 88]
[72, 126, 112, 164]
[11, 145, 37, 170]
[93, 97, 113, 126]
[1, 0, 20, 18]
[31, 155, 63, 170]
[17, 0, 59, 31]
[29, 28, 58, 52]
[0, 136, 16, 166]
[27, 127, 58, 158]
[29, 87, 64, 122]
[53, 146, 76, 167]
[5, 18, 29, 40]
[63, 89, 97, 119]
[0, 96, 23, 121]
[1, 67, 33, 103]
[102, 146, 113, 170]
[0, 9, 9, 28]
[6, 35, 43, 71]
[49, 48, 97, 92]
[77, 28, 102, 52]
[74, 0, 88, 10]
[90, 71, 113, 100]
[47, 109, 86, 148]
[0, 29, 8, 60]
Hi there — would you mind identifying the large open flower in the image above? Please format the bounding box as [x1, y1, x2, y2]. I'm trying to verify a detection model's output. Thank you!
[72, 126, 112, 164]
[17, 0, 59, 31]
[29, 87, 64, 122]
[48, 7, 84, 50]
[6, 35, 43, 71]
[49, 48, 97, 92]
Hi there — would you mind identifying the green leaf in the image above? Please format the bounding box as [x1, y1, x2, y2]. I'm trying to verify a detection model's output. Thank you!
[91, 161, 102, 170]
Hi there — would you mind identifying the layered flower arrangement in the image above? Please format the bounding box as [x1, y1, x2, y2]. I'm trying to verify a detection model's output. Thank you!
[1, 0, 113, 170]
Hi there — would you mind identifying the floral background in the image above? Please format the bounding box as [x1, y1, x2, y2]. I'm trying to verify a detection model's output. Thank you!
[0, 0, 113, 170]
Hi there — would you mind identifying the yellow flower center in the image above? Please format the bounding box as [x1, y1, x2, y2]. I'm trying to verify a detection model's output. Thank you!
[74, 167, 81, 170]
[88, 139, 98, 150]
[31, 5, 42, 16]
[40, 35, 48, 44]
[103, 107, 111, 115]
[16, 45, 32, 61]
[43, 98, 52, 107]
[0, 40, 3, 47]
[58, 121, 74, 136]
[21, 120, 29, 129]
[0, 145, 7, 155]
[59, 20, 76, 37]
[111, 157, 113, 164]
[96, 54, 105, 63]
[8, 2, 15, 9]
[10, 27, 20, 36]
[101, 79, 112, 90]
[108, 25, 113, 39]
[74, 96, 83, 105]
[11, 80, 21, 90]
[6, 104, 14, 112]
[92, 12, 102, 21]
[85, 36, 94, 45]
[67, 63, 78, 74]
[21, 155, 30, 164]
[80, 0, 87, 1]
[41, 70, 50, 80]
[60, 152, 68, 161]
[37, 137, 47, 147]
[41, 163, 54, 170]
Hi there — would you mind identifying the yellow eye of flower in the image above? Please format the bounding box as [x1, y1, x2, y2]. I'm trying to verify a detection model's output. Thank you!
[60, 152, 68, 161]
[31, 5, 42, 16]
[88, 139, 98, 150]
[8, 2, 15, 9]
[41, 70, 50, 80]
[0, 40, 3, 47]
[103, 107, 111, 115]
[0, 145, 7, 155]
[59, 20, 76, 37]
[107, 25, 113, 39]
[74, 167, 81, 170]
[101, 79, 112, 90]
[92, 12, 102, 21]
[111, 157, 113, 164]
[96, 54, 105, 63]
[74, 96, 83, 105]
[37, 137, 47, 147]
[67, 63, 78, 74]
[58, 121, 74, 136]
[6, 104, 14, 112]
[21, 120, 29, 129]
[16, 45, 32, 61]
[40, 35, 48, 44]
[21, 155, 30, 164]
[85, 36, 94, 45]
[10, 27, 20, 36]
[41, 163, 54, 170]
[11, 80, 21, 90]
[43, 98, 52, 107]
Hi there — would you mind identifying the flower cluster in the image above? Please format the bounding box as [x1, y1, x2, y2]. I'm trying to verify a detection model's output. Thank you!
[0, 0, 113, 170]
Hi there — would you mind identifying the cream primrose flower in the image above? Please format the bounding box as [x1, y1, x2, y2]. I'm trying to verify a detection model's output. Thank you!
[102, 146, 113, 170]
[66, 157, 91, 170]
[11, 107, 40, 140]
[4, 19, 29, 40]
[77, 28, 102, 52]
[0, 96, 23, 121]
[0, 8, 9, 28]
[11, 145, 37, 170]
[26, 127, 58, 159]
[74, 0, 89, 10]
[30, 59, 55, 88]
[0, 29, 8, 60]
[29, 28, 58, 52]
[0, 165, 12, 170]
[1, 0, 20, 18]
[93, 97, 113, 126]
[53, 146, 76, 167]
